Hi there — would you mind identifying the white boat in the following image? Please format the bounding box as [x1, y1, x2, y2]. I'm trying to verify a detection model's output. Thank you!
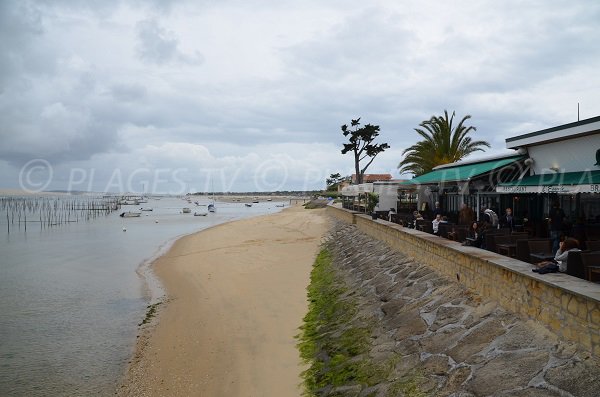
[194, 211, 208, 216]
[182, 207, 191, 213]
[140, 207, 153, 211]
[245, 203, 253, 207]
[208, 203, 216, 213]
[120, 211, 141, 218]
[267, 198, 272, 202]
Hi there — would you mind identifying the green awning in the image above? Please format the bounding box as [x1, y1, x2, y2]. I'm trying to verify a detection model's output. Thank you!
[405, 156, 524, 185]
[497, 170, 600, 194]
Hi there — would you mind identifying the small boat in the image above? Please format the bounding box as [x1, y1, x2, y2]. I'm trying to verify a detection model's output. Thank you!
[252, 200, 259, 204]
[208, 203, 216, 213]
[182, 207, 192, 213]
[267, 198, 272, 202]
[194, 211, 208, 216]
[140, 207, 153, 211]
[276, 204, 285, 207]
[120, 211, 141, 218]
[245, 203, 253, 207]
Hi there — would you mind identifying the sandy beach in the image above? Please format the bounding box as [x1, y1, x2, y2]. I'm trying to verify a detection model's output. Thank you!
[118, 205, 328, 396]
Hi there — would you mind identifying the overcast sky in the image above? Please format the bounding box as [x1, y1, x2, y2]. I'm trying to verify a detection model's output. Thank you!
[1, 0, 599, 193]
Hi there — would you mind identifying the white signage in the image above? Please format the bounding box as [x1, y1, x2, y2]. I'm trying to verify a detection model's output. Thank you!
[497, 184, 600, 194]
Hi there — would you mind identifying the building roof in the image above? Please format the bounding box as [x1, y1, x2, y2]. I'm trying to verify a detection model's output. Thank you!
[506, 115, 600, 149]
[402, 155, 524, 185]
[352, 174, 393, 183]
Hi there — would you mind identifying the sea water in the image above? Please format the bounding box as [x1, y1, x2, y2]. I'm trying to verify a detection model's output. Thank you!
[0, 196, 284, 396]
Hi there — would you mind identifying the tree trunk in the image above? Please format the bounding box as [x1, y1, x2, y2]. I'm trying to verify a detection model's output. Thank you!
[354, 151, 361, 184]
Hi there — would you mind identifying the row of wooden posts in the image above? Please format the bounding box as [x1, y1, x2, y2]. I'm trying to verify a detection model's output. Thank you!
[1, 196, 120, 233]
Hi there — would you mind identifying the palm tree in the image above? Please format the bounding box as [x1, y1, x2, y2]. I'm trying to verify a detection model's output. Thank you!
[398, 110, 490, 176]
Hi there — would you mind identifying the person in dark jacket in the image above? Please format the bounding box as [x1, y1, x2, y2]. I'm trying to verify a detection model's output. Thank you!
[548, 201, 566, 255]
[465, 221, 484, 248]
[500, 207, 517, 231]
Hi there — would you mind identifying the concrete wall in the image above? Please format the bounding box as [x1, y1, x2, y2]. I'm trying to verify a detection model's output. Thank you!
[327, 205, 600, 357]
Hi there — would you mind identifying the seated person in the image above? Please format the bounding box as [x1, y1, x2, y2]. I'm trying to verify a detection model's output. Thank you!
[432, 214, 442, 235]
[464, 221, 483, 248]
[387, 208, 396, 222]
[534, 238, 580, 273]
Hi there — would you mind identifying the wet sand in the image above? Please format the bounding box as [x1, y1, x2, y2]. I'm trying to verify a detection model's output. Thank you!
[118, 205, 328, 396]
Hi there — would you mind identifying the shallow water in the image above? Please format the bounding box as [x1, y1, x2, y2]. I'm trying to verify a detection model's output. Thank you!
[0, 196, 284, 396]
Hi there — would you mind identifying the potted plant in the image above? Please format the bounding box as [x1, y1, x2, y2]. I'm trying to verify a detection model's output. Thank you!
[366, 192, 379, 219]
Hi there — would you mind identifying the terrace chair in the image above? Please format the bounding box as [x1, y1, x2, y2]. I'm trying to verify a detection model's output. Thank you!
[510, 232, 529, 240]
[566, 250, 589, 280]
[422, 222, 434, 234]
[438, 223, 453, 239]
[454, 227, 467, 243]
[515, 238, 551, 263]
[528, 240, 553, 263]
[494, 235, 512, 256]
[586, 240, 600, 251]
[581, 251, 600, 282]
[485, 232, 505, 253]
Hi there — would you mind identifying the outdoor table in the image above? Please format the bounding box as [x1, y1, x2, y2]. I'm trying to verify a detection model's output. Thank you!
[586, 265, 600, 282]
[530, 252, 554, 262]
[497, 243, 517, 257]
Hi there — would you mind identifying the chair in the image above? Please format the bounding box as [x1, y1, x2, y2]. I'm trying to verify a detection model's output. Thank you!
[528, 240, 553, 263]
[438, 223, 453, 239]
[566, 250, 589, 280]
[510, 232, 529, 240]
[485, 231, 507, 253]
[586, 240, 600, 251]
[581, 252, 600, 282]
[494, 235, 513, 256]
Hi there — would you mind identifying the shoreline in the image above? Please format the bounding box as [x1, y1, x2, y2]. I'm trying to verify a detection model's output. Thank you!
[118, 205, 328, 396]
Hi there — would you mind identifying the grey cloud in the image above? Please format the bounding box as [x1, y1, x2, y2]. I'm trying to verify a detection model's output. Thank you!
[136, 19, 203, 65]
[110, 83, 148, 102]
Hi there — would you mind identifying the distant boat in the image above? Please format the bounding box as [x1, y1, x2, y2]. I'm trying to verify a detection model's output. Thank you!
[120, 211, 141, 218]
[140, 207, 153, 211]
[276, 204, 284, 207]
[267, 198, 272, 201]
[182, 208, 192, 213]
[208, 203, 216, 213]
[252, 200, 259, 204]
[194, 211, 208, 216]
[245, 203, 253, 207]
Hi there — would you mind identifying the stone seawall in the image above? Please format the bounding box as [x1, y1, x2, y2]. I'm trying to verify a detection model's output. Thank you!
[327, 205, 600, 359]
[319, 219, 600, 396]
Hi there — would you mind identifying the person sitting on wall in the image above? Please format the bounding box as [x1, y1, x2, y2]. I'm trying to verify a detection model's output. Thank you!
[432, 214, 442, 235]
[500, 207, 517, 231]
[534, 238, 580, 273]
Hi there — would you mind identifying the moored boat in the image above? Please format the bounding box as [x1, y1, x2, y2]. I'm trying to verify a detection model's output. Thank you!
[182, 207, 192, 213]
[120, 211, 141, 218]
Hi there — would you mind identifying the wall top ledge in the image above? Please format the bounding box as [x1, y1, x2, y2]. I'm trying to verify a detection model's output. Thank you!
[335, 207, 600, 304]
